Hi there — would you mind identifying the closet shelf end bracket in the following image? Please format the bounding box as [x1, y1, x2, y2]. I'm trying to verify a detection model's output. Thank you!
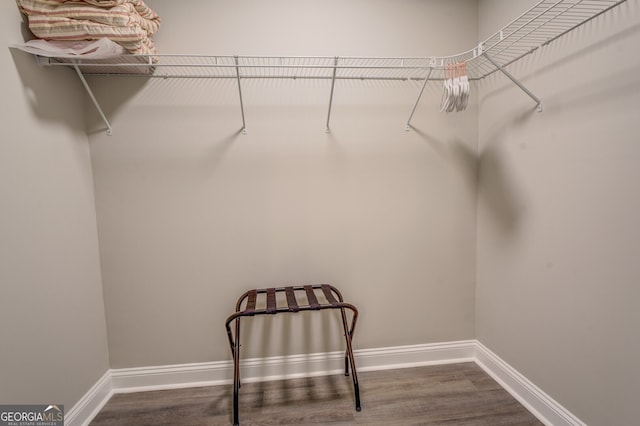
[405, 59, 435, 131]
[484, 53, 542, 112]
[70, 62, 113, 135]
[325, 56, 339, 133]
[234, 55, 248, 135]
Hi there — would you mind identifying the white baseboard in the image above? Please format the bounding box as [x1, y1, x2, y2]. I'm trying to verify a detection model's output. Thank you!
[111, 340, 476, 393]
[70, 340, 585, 426]
[111, 359, 232, 393]
[65, 370, 113, 426]
[355, 340, 476, 372]
[474, 341, 586, 426]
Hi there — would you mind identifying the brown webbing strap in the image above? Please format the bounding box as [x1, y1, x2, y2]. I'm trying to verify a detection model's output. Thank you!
[304, 285, 321, 310]
[285, 287, 299, 312]
[321, 284, 340, 307]
[266, 288, 277, 314]
[245, 290, 257, 314]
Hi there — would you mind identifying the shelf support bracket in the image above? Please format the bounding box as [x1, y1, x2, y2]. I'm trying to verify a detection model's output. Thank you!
[484, 53, 542, 112]
[325, 56, 339, 133]
[72, 63, 113, 136]
[405, 65, 433, 131]
[234, 55, 247, 134]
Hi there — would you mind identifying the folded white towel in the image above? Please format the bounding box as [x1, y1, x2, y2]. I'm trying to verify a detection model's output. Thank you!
[12, 38, 125, 59]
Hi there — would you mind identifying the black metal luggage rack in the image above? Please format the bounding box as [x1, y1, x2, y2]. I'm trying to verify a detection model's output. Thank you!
[224, 284, 361, 425]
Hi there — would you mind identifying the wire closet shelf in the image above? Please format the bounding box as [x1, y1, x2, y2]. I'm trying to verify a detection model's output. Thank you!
[33, 0, 628, 134]
[39, 0, 626, 80]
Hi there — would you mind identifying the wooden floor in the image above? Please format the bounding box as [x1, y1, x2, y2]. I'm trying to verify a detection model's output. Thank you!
[90, 363, 543, 425]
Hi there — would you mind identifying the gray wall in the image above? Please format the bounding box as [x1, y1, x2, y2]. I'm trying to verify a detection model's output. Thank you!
[476, 1, 640, 425]
[87, 0, 479, 368]
[7, 0, 637, 422]
[1, 3, 110, 411]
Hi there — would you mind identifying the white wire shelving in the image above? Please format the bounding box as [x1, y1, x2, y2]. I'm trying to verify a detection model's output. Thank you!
[32, 0, 627, 135]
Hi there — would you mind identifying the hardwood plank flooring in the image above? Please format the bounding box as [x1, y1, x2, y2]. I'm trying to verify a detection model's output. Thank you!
[90, 362, 543, 425]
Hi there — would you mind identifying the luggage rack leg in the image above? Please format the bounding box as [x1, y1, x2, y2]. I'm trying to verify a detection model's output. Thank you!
[340, 305, 361, 410]
[232, 317, 240, 426]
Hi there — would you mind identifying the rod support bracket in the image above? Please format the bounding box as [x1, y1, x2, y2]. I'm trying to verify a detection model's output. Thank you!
[234, 55, 247, 133]
[325, 56, 339, 132]
[404, 67, 433, 130]
[72, 63, 113, 136]
[484, 53, 542, 111]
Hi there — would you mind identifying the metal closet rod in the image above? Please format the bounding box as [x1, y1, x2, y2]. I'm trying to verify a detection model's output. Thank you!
[50, 61, 439, 71]
[79, 74, 458, 81]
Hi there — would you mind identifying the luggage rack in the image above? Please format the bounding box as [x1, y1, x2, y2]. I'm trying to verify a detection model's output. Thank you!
[224, 284, 360, 426]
